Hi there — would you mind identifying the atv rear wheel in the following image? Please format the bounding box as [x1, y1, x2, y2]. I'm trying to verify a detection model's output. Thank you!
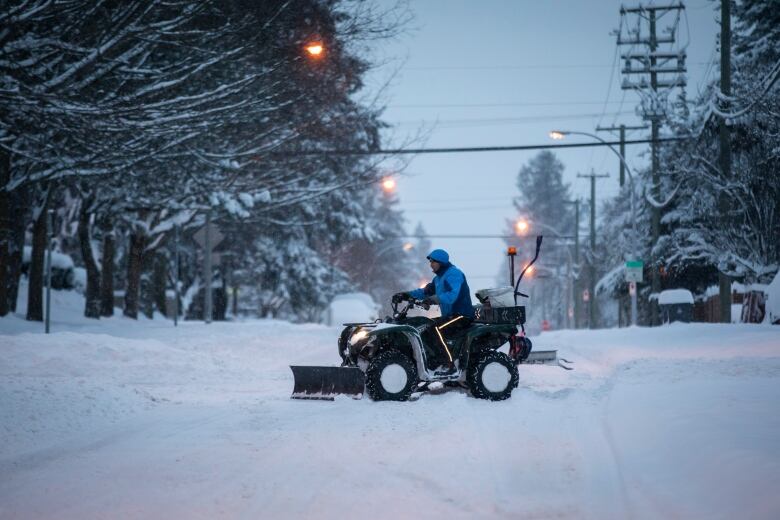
[467, 350, 519, 401]
[366, 349, 417, 401]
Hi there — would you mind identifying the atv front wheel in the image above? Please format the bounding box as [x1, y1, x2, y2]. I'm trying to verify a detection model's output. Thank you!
[467, 350, 519, 401]
[365, 349, 417, 401]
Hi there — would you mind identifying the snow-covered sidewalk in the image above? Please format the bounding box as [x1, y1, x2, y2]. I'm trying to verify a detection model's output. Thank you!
[1, 300, 779, 519]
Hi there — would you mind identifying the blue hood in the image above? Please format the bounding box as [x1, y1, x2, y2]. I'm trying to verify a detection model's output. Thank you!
[426, 249, 450, 264]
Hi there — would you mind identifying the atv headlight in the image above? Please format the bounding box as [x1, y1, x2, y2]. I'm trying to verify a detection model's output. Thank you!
[349, 329, 369, 346]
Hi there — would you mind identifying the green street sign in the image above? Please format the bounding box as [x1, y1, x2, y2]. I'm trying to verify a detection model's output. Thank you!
[625, 260, 643, 283]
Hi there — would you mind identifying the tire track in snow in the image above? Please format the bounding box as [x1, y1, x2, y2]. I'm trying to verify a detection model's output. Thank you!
[598, 372, 635, 519]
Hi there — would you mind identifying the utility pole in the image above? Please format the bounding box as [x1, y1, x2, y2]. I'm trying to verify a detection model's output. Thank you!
[562, 199, 581, 329]
[718, 0, 732, 323]
[596, 124, 649, 186]
[204, 210, 212, 324]
[573, 198, 580, 328]
[44, 210, 54, 334]
[173, 224, 179, 327]
[566, 252, 572, 329]
[578, 171, 609, 329]
[617, 2, 686, 326]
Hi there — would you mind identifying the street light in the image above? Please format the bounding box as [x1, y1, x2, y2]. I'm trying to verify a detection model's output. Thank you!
[304, 42, 325, 58]
[549, 129, 639, 326]
[381, 176, 396, 193]
[515, 219, 529, 235]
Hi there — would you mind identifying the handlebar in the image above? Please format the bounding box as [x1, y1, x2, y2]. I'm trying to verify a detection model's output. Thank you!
[391, 297, 430, 316]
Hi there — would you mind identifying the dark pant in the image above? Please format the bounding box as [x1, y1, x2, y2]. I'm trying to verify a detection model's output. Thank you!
[424, 315, 472, 366]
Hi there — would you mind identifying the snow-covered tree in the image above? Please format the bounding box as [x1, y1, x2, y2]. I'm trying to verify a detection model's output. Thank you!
[502, 151, 577, 329]
[1, 0, 410, 321]
[594, 180, 652, 325]
[656, 0, 779, 286]
[594, 0, 779, 322]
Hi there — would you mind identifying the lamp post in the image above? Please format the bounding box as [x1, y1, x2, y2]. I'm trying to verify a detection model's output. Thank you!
[550, 130, 639, 326]
[45, 209, 54, 334]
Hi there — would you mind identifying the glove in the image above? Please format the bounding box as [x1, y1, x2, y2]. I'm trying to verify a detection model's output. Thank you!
[392, 292, 410, 304]
[421, 297, 435, 306]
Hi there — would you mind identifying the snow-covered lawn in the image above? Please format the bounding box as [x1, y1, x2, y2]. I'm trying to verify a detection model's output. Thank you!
[2, 290, 780, 519]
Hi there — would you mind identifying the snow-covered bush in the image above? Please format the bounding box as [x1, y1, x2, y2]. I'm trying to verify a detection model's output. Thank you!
[766, 271, 780, 325]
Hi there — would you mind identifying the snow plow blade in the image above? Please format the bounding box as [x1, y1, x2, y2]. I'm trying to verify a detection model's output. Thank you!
[525, 350, 558, 363]
[290, 366, 365, 400]
[523, 350, 574, 370]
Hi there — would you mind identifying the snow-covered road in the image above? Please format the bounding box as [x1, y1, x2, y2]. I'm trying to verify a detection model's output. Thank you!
[1, 304, 779, 519]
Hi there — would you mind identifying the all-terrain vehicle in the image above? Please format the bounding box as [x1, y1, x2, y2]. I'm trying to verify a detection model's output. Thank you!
[291, 237, 547, 401]
[292, 296, 526, 401]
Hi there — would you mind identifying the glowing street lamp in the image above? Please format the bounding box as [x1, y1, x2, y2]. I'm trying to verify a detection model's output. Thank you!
[304, 42, 325, 58]
[515, 219, 529, 235]
[381, 176, 396, 193]
[402, 242, 414, 252]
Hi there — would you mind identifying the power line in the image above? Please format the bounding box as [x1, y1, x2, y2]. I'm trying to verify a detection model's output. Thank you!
[388, 101, 628, 109]
[597, 42, 621, 130]
[401, 62, 711, 71]
[404, 205, 514, 214]
[273, 136, 688, 156]
[395, 234, 576, 240]
[403, 195, 512, 204]
[391, 111, 635, 128]
[588, 36, 622, 179]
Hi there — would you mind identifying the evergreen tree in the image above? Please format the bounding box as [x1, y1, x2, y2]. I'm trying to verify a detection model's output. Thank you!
[502, 151, 576, 329]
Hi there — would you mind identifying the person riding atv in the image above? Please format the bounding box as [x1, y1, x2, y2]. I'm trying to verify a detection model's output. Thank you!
[290, 236, 548, 402]
[393, 249, 474, 375]
[332, 294, 520, 401]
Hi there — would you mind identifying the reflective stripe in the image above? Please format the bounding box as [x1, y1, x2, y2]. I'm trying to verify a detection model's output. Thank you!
[434, 326, 453, 362]
[439, 315, 464, 329]
[434, 315, 463, 363]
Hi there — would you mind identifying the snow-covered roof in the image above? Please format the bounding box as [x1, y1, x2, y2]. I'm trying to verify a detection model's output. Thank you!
[658, 289, 694, 305]
[703, 282, 769, 298]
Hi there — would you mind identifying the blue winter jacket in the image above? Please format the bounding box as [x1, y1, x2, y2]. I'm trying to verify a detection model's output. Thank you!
[409, 263, 475, 319]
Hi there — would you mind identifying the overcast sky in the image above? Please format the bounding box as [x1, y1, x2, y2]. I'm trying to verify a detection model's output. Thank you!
[365, 0, 720, 290]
